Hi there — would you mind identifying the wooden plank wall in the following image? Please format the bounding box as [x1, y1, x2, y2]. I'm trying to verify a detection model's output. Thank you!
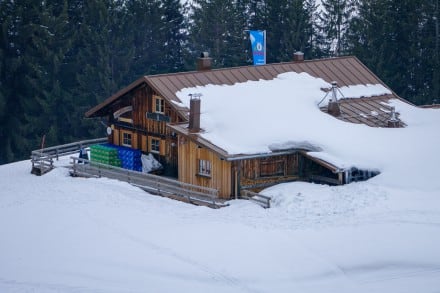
[132, 87, 184, 137]
[132, 85, 149, 129]
[239, 154, 300, 190]
[241, 154, 299, 179]
[107, 85, 181, 172]
[178, 136, 232, 199]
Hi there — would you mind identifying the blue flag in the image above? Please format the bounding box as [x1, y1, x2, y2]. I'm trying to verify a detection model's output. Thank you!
[249, 30, 266, 65]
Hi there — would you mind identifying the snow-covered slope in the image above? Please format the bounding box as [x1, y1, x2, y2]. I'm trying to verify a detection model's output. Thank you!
[1, 78, 440, 292]
[1, 152, 440, 292]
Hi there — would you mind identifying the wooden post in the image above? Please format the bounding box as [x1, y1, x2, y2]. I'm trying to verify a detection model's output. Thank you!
[40, 134, 46, 152]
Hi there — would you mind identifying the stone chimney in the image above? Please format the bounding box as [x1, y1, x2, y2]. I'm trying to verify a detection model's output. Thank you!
[293, 51, 304, 62]
[197, 52, 212, 71]
[327, 81, 341, 116]
[189, 94, 201, 132]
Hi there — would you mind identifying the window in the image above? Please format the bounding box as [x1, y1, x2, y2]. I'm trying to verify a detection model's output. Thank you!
[259, 159, 285, 177]
[155, 97, 165, 114]
[122, 132, 132, 147]
[151, 138, 160, 153]
[198, 159, 211, 177]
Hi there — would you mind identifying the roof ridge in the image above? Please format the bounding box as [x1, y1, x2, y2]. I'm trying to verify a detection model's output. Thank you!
[145, 56, 358, 79]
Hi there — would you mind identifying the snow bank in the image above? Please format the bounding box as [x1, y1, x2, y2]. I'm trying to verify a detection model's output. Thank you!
[339, 83, 391, 99]
[1, 158, 440, 293]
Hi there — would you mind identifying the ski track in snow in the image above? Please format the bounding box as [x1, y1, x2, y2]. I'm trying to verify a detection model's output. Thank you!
[79, 209, 261, 293]
[0, 278, 116, 293]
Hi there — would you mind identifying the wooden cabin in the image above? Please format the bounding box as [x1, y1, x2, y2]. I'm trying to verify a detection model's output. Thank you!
[86, 54, 407, 199]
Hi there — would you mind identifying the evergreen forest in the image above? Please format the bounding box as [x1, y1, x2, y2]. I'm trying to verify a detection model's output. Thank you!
[0, 0, 439, 164]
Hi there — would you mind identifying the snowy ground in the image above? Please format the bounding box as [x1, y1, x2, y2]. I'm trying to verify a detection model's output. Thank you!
[1, 156, 440, 293]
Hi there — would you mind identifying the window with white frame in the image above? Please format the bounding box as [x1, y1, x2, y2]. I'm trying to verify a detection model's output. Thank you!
[151, 138, 160, 153]
[198, 159, 211, 177]
[122, 132, 132, 147]
[155, 97, 165, 114]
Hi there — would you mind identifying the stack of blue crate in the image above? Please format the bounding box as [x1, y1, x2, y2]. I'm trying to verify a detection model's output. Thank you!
[100, 143, 142, 172]
[117, 145, 142, 172]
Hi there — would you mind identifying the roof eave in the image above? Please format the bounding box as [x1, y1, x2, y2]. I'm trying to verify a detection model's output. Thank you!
[85, 76, 149, 118]
[168, 124, 344, 173]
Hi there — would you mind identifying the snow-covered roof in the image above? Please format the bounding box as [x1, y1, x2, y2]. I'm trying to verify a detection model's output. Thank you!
[171, 71, 426, 175]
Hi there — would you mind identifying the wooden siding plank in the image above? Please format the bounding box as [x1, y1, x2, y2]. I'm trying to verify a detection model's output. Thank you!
[178, 138, 231, 199]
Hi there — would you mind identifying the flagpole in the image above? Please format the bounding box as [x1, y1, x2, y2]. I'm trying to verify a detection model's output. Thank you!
[263, 30, 266, 65]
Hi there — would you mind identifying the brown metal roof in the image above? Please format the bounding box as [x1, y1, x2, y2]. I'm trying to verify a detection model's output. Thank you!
[320, 95, 406, 127]
[86, 56, 403, 119]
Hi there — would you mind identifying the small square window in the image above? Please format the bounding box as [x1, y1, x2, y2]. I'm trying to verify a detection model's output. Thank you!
[151, 138, 160, 153]
[198, 159, 211, 177]
[155, 97, 165, 114]
[122, 132, 132, 147]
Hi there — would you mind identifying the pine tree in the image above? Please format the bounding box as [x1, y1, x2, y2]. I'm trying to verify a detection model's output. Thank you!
[346, 0, 438, 105]
[304, 0, 324, 58]
[247, 0, 319, 62]
[125, 0, 165, 75]
[417, 0, 440, 104]
[59, 0, 135, 142]
[189, 0, 249, 68]
[0, 0, 71, 163]
[158, 0, 187, 73]
[318, 0, 356, 56]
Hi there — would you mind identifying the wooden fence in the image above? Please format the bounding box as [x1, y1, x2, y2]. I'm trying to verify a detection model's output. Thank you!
[70, 157, 226, 208]
[31, 137, 107, 175]
[241, 190, 271, 208]
[31, 137, 272, 209]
